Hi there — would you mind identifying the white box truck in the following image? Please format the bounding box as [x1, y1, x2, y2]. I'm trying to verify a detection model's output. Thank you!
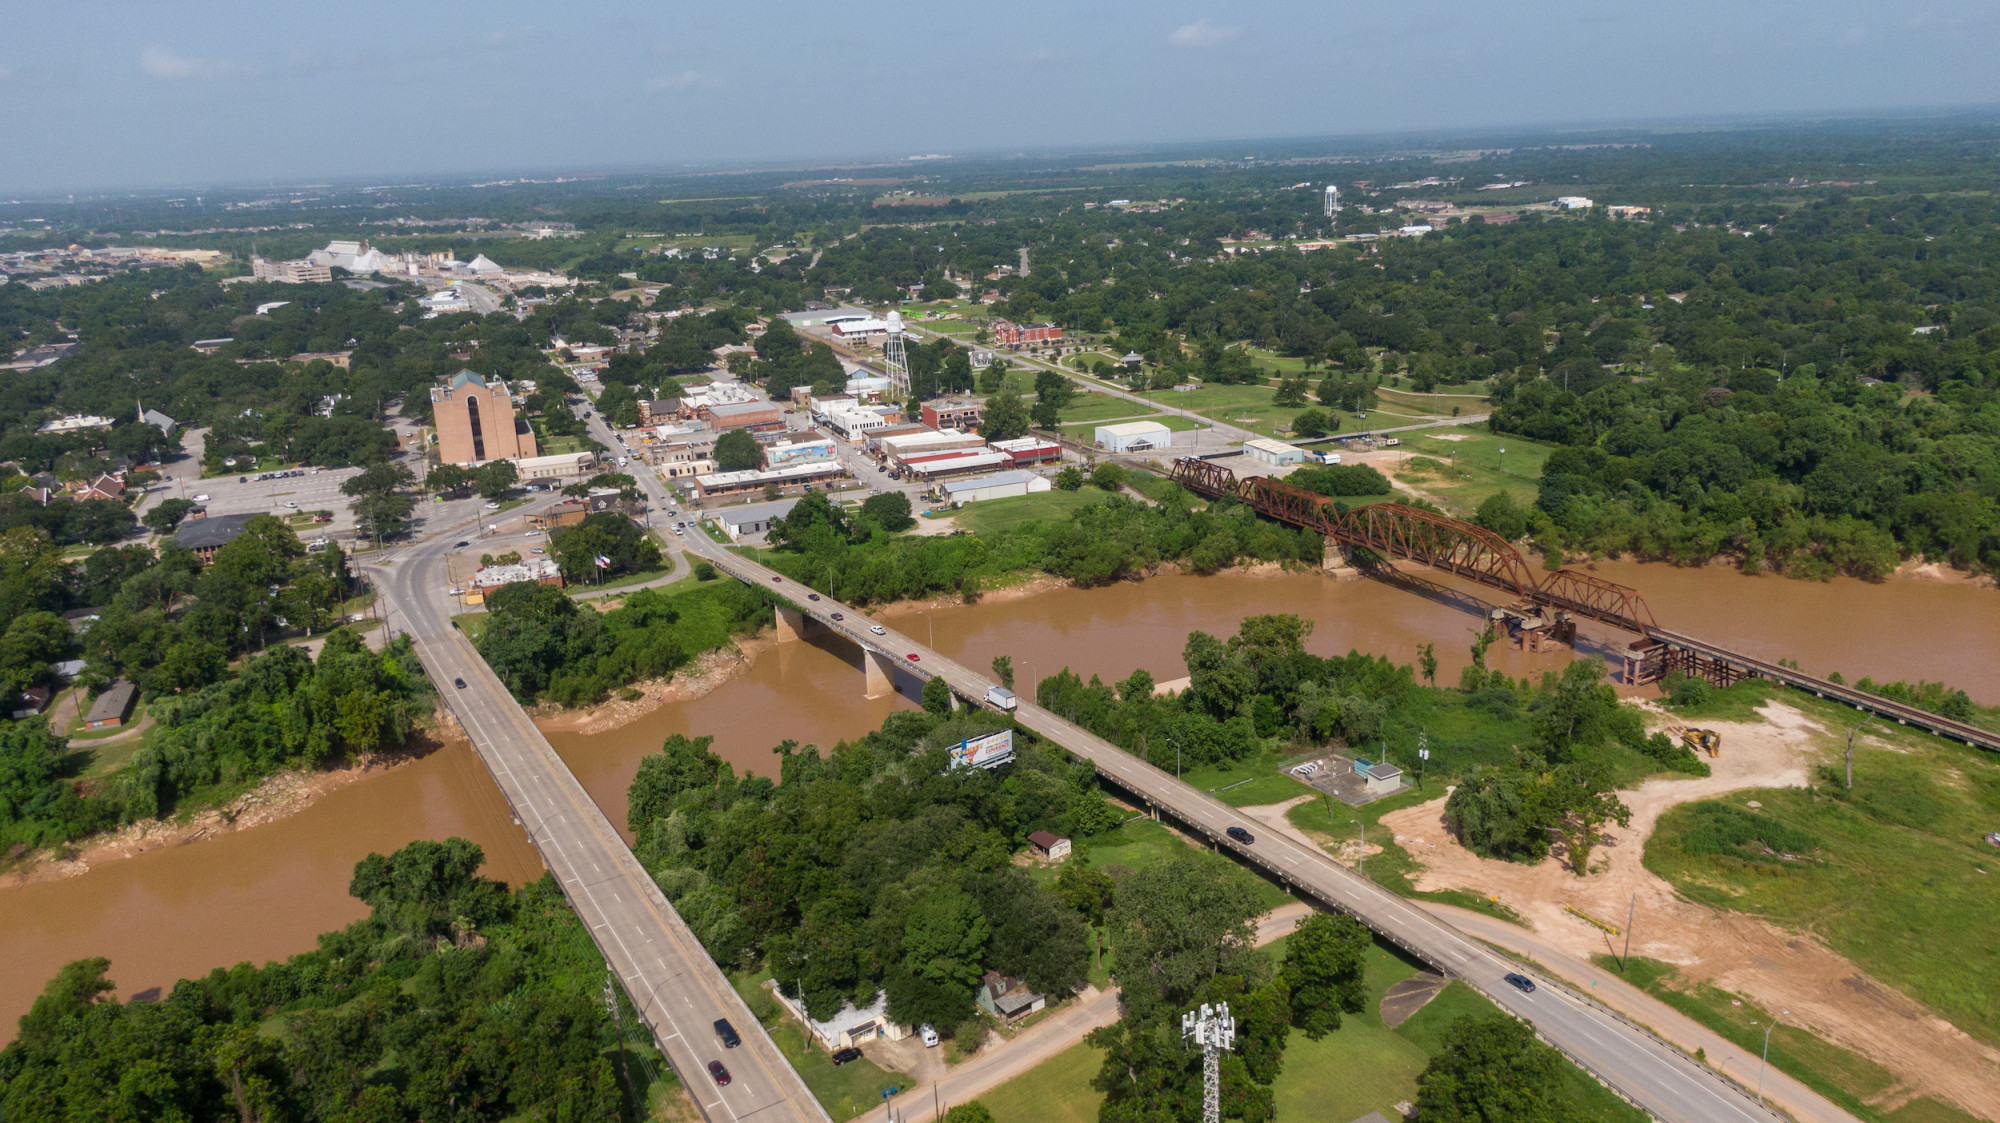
[985, 686, 1017, 711]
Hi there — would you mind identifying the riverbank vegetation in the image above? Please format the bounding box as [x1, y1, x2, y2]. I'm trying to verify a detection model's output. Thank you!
[473, 578, 768, 706]
[0, 839, 666, 1121]
[759, 490, 1322, 606]
[0, 516, 433, 856]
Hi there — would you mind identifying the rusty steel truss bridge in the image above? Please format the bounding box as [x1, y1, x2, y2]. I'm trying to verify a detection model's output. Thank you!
[1169, 458, 2000, 753]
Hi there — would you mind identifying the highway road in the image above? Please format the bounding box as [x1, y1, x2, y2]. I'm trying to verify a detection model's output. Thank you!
[369, 530, 828, 1123]
[680, 532, 1808, 1123]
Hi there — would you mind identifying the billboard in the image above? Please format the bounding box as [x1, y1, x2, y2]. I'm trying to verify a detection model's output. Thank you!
[949, 729, 1015, 771]
[766, 439, 837, 469]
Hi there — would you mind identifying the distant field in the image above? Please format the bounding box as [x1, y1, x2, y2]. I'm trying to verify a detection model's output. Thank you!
[1047, 392, 1164, 424]
[950, 488, 1115, 536]
[981, 1041, 1104, 1123]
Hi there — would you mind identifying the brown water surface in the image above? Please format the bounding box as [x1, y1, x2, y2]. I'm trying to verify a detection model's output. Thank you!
[0, 741, 538, 1042]
[7, 561, 1995, 1041]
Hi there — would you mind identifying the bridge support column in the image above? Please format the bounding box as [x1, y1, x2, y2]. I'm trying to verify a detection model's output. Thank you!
[773, 605, 806, 644]
[1322, 541, 1362, 580]
[863, 650, 897, 699]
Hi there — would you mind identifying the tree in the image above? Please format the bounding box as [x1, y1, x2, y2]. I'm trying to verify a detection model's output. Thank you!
[860, 490, 914, 532]
[1034, 368, 1075, 410]
[347, 837, 506, 943]
[991, 654, 1015, 690]
[1291, 408, 1336, 437]
[1413, 1015, 1580, 1123]
[141, 498, 194, 532]
[1418, 642, 1439, 687]
[474, 458, 518, 499]
[713, 429, 762, 471]
[978, 358, 1011, 394]
[1053, 465, 1084, 491]
[1280, 913, 1370, 1039]
[942, 1104, 995, 1123]
[1474, 491, 1530, 540]
[1273, 375, 1310, 407]
[1031, 394, 1063, 431]
[1108, 849, 1268, 1020]
[922, 676, 953, 715]
[426, 463, 474, 494]
[980, 389, 1031, 441]
[551, 512, 661, 580]
[352, 492, 415, 544]
[209, 515, 304, 586]
[342, 462, 416, 498]
[1053, 855, 1114, 925]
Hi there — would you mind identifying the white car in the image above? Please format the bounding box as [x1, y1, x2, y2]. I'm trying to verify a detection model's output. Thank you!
[192, 493, 209, 502]
[870, 625, 886, 635]
[284, 501, 298, 508]
[484, 501, 501, 510]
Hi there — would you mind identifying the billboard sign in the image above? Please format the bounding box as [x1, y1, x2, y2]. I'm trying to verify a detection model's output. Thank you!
[949, 729, 1015, 771]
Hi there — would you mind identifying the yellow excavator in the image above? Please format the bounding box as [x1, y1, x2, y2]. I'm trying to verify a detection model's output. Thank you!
[1680, 727, 1721, 758]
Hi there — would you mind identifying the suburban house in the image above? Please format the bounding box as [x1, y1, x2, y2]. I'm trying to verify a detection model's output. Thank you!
[76, 474, 126, 502]
[767, 986, 909, 1051]
[174, 513, 255, 565]
[1027, 831, 1072, 862]
[976, 971, 1046, 1023]
[83, 680, 138, 730]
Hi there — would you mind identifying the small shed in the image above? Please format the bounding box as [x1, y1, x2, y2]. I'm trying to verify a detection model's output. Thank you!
[977, 971, 1047, 1023]
[1027, 831, 1072, 861]
[83, 680, 138, 730]
[1364, 762, 1404, 795]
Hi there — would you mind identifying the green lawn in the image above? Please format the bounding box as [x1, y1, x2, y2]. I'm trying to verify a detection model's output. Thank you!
[1379, 427, 1554, 519]
[1063, 817, 1294, 911]
[1122, 383, 1384, 440]
[1175, 750, 1317, 808]
[980, 1040, 1105, 1123]
[951, 488, 1117, 536]
[1592, 958, 1980, 1123]
[1043, 393, 1164, 425]
[1286, 786, 1526, 926]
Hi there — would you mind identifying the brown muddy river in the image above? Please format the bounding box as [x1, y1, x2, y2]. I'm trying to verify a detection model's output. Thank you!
[4, 561, 1994, 1038]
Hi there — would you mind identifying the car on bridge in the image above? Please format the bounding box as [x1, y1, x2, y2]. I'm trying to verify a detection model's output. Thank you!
[1504, 972, 1536, 994]
[907, 653, 921, 662]
[1226, 826, 1255, 844]
[870, 625, 886, 635]
[713, 1019, 740, 1048]
[453, 678, 466, 688]
[706, 1061, 730, 1086]
[831, 612, 844, 621]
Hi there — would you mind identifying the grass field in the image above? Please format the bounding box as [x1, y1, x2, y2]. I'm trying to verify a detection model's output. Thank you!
[1064, 817, 1295, 912]
[1378, 427, 1554, 519]
[1592, 957, 1980, 1123]
[950, 488, 1116, 536]
[1175, 750, 1318, 808]
[1044, 392, 1166, 425]
[980, 1040, 1105, 1123]
[1287, 785, 1526, 925]
[1122, 383, 1394, 439]
[1642, 732, 2000, 1050]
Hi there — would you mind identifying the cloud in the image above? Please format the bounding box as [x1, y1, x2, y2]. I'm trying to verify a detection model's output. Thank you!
[140, 46, 246, 80]
[1019, 46, 1060, 67]
[478, 26, 539, 50]
[1168, 18, 1243, 49]
[645, 70, 709, 93]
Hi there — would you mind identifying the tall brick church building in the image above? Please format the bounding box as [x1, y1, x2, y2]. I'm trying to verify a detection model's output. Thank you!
[431, 370, 538, 465]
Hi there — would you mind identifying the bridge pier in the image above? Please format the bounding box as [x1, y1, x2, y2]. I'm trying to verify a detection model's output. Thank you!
[773, 604, 807, 643]
[863, 649, 897, 699]
[1322, 541, 1363, 580]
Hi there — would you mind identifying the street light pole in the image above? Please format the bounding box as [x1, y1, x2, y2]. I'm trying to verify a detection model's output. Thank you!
[1349, 818, 1365, 876]
[1752, 1010, 1787, 1104]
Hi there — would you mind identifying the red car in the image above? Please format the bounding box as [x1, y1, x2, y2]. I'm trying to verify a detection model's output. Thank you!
[708, 1061, 731, 1086]
[906, 653, 921, 662]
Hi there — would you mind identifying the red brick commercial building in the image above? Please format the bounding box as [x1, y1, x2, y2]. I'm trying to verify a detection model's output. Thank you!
[701, 401, 785, 434]
[921, 400, 983, 431]
[990, 321, 1062, 347]
[431, 370, 538, 465]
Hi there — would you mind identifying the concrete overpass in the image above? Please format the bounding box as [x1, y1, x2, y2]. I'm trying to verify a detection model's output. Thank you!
[681, 534, 1812, 1123]
[369, 531, 829, 1123]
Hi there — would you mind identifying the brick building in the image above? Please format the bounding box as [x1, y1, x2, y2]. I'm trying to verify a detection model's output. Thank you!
[431, 370, 538, 465]
[990, 321, 1062, 347]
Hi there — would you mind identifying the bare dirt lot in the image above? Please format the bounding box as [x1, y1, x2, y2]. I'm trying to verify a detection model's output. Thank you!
[1377, 701, 2000, 1120]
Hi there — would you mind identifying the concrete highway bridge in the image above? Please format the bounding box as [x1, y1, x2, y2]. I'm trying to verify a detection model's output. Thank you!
[681, 533, 1796, 1123]
[1169, 457, 2000, 754]
[371, 530, 831, 1123]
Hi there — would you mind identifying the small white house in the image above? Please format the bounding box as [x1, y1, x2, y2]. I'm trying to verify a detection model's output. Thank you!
[1095, 420, 1173, 453]
[768, 986, 909, 1050]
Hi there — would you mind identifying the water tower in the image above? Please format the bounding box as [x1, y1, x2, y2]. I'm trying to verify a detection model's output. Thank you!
[1324, 184, 1341, 218]
[883, 310, 910, 397]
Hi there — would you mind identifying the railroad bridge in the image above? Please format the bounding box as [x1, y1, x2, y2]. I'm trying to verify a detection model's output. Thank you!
[1169, 457, 2000, 753]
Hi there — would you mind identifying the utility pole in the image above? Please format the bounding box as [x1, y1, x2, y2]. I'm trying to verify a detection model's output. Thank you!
[1846, 727, 1856, 790]
[1181, 1002, 1234, 1123]
[1417, 728, 1428, 793]
[1621, 893, 1636, 970]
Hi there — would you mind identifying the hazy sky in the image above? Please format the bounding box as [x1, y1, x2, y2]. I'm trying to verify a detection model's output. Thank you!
[3, 0, 1998, 194]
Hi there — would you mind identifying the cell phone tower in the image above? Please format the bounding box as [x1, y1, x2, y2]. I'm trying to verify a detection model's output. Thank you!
[1324, 184, 1342, 218]
[1182, 1002, 1235, 1123]
[883, 309, 910, 398]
